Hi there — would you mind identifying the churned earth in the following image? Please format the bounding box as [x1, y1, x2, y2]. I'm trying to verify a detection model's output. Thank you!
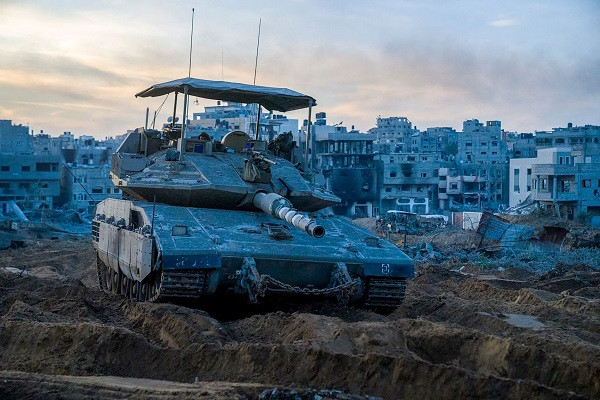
[0, 238, 598, 399]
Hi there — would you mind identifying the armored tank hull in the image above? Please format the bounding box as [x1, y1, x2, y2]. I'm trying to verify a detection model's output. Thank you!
[93, 198, 413, 310]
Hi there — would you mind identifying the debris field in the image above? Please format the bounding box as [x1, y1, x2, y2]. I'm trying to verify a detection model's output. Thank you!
[0, 229, 599, 399]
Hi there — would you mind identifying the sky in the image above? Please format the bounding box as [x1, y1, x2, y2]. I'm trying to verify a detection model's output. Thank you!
[0, 0, 599, 138]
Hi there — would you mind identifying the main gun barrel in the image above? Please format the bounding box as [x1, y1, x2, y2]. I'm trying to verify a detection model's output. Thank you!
[252, 192, 325, 238]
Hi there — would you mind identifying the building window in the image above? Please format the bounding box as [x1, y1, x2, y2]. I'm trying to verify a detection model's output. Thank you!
[513, 169, 520, 192]
[21, 165, 31, 172]
[420, 172, 427, 178]
[582, 179, 591, 188]
[389, 171, 397, 178]
[91, 187, 103, 194]
[114, 188, 119, 193]
[526, 169, 532, 191]
[385, 187, 392, 192]
[0, 166, 9, 171]
[541, 179, 548, 190]
[106, 188, 111, 194]
[450, 183, 458, 189]
[36, 163, 57, 172]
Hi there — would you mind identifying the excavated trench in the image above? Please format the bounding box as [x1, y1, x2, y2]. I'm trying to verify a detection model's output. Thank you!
[0, 239, 599, 399]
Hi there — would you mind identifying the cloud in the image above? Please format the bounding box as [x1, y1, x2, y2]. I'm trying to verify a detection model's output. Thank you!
[0, 1, 598, 137]
[489, 18, 519, 28]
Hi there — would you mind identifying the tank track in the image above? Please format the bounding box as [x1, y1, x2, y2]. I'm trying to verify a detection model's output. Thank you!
[363, 277, 407, 310]
[97, 257, 208, 302]
[149, 270, 208, 302]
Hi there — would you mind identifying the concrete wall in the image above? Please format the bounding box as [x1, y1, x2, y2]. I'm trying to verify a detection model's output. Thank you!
[509, 158, 535, 207]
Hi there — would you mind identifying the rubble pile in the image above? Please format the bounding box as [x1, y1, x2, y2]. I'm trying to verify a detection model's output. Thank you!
[0, 237, 598, 399]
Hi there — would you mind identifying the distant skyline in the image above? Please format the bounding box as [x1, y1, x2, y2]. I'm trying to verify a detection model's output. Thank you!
[1, 0, 599, 138]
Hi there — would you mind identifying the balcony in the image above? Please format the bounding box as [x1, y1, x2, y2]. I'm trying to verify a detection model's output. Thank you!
[556, 192, 579, 201]
[531, 162, 600, 176]
[532, 191, 578, 202]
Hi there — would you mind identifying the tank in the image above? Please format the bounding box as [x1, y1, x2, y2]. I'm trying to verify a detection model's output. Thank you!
[93, 78, 414, 311]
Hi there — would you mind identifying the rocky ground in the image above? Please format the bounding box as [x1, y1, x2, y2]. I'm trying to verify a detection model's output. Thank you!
[0, 236, 599, 399]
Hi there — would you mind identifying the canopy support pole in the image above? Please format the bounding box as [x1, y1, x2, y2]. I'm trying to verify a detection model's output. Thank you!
[305, 100, 313, 170]
[255, 104, 261, 140]
[171, 92, 179, 128]
[178, 86, 189, 157]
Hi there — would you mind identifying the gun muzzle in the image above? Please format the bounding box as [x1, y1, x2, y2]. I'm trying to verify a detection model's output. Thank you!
[253, 192, 325, 238]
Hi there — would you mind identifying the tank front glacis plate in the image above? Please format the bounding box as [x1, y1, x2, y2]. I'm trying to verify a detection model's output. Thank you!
[133, 200, 413, 278]
[363, 262, 414, 278]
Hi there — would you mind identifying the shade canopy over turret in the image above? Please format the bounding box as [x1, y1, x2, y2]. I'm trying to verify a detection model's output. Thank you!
[135, 77, 316, 112]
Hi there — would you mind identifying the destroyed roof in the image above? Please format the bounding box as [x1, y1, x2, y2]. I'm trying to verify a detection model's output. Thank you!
[135, 78, 316, 112]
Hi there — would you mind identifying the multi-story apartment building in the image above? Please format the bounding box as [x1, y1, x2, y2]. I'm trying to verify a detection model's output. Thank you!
[418, 127, 457, 157]
[371, 116, 419, 153]
[0, 121, 62, 209]
[534, 123, 600, 160]
[313, 121, 378, 217]
[457, 119, 507, 164]
[65, 164, 122, 212]
[527, 147, 600, 218]
[438, 164, 507, 211]
[190, 101, 298, 143]
[436, 119, 509, 211]
[510, 133, 537, 159]
[0, 119, 33, 154]
[377, 152, 443, 214]
[0, 154, 62, 209]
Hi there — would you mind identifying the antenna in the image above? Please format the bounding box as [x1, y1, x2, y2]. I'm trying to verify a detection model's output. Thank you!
[253, 18, 262, 140]
[188, 8, 195, 77]
[253, 18, 261, 85]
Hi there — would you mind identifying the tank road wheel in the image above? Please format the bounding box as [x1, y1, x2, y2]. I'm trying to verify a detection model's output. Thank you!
[105, 265, 113, 293]
[140, 282, 149, 301]
[111, 268, 120, 295]
[121, 275, 132, 298]
[96, 256, 108, 292]
[114, 269, 123, 295]
[131, 281, 142, 301]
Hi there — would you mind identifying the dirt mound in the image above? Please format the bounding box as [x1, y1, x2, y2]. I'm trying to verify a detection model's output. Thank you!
[0, 239, 599, 399]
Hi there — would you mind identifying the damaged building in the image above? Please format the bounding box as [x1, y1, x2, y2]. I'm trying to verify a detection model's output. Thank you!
[438, 119, 509, 211]
[311, 114, 378, 217]
[510, 124, 600, 218]
[0, 120, 62, 209]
